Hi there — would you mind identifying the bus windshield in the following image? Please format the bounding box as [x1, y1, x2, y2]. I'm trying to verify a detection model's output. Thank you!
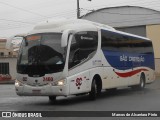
[17, 33, 66, 77]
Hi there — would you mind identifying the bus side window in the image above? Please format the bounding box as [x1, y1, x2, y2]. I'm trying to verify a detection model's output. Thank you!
[69, 31, 98, 69]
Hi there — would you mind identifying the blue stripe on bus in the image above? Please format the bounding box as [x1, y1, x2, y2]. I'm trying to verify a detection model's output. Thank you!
[102, 50, 155, 70]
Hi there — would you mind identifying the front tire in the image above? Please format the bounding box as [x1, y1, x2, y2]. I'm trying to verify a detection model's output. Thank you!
[49, 96, 56, 102]
[89, 79, 97, 100]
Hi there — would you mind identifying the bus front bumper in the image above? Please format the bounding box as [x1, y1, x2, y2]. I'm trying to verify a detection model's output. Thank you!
[15, 82, 69, 96]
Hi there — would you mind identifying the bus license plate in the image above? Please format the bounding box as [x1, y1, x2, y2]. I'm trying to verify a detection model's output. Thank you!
[32, 90, 41, 94]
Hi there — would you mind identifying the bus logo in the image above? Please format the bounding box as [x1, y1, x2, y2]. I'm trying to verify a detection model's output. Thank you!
[75, 78, 82, 89]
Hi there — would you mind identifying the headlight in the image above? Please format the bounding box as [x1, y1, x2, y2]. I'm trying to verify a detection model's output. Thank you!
[57, 80, 65, 86]
[51, 79, 66, 86]
[15, 80, 23, 86]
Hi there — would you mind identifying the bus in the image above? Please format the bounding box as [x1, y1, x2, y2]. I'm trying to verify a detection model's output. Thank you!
[15, 19, 155, 101]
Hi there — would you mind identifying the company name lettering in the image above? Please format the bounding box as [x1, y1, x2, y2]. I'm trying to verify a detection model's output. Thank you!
[120, 55, 145, 62]
[81, 36, 93, 40]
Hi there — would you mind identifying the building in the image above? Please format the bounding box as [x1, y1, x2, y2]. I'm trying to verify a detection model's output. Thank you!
[81, 6, 160, 75]
[0, 38, 18, 81]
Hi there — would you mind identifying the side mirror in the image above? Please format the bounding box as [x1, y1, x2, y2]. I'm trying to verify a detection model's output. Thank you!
[61, 29, 74, 47]
[6, 34, 26, 50]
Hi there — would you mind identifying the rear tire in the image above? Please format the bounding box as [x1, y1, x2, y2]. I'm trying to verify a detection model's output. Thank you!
[89, 79, 97, 100]
[132, 74, 145, 90]
[139, 74, 145, 90]
[49, 96, 56, 102]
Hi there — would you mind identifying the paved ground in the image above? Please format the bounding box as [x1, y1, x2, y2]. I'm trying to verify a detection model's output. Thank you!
[0, 77, 160, 120]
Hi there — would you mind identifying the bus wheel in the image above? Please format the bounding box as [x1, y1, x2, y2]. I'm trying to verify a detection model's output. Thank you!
[139, 74, 145, 90]
[132, 73, 145, 90]
[89, 79, 97, 100]
[49, 96, 56, 102]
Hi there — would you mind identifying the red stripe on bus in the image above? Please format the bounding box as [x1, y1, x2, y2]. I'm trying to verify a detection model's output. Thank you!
[114, 68, 148, 78]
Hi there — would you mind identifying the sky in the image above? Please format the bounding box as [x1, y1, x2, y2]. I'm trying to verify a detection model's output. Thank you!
[0, 0, 160, 38]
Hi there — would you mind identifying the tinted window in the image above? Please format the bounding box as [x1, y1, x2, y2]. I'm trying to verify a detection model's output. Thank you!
[101, 29, 153, 54]
[69, 31, 98, 69]
[130, 36, 153, 54]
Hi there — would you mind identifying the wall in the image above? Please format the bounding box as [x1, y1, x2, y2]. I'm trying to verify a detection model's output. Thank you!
[0, 57, 17, 80]
[117, 25, 146, 37]
[146, 24, 160, 75]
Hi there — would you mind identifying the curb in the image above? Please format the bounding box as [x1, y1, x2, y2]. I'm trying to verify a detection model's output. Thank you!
[0, 80, 15, 84]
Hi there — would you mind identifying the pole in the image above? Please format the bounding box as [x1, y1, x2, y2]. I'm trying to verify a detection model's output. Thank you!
[77, 0, 92, 19]
[77, 0, 80, 19]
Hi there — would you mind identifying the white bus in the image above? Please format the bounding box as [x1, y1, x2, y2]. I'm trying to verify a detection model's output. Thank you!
[15, 19, 155, 101]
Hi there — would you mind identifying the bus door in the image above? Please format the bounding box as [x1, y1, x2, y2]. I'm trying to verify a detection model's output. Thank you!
[68, 31, 98, 94]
